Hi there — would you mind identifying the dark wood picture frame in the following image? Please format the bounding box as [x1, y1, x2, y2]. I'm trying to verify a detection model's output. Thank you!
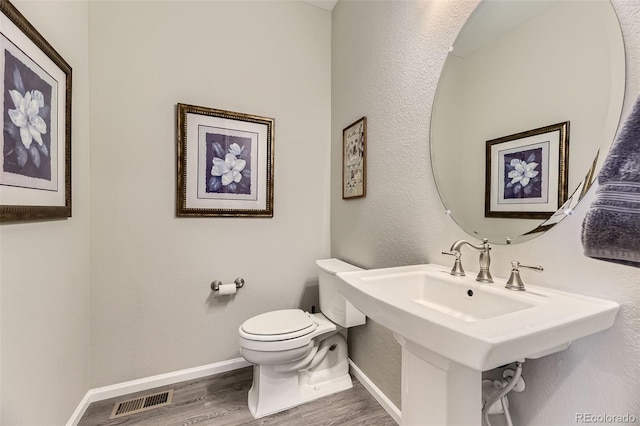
[342, 116, 366, 199]
[0, 0, 72, 222]
[176, 103, 275, 218]
[485, 121, 569, 219]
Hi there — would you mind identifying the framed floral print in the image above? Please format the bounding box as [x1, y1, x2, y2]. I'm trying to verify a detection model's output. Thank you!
[343, 116, 366, 199]
[485, 121, 569, 219]
[176, 103, 274, 217]
[0, 0, 72, 222]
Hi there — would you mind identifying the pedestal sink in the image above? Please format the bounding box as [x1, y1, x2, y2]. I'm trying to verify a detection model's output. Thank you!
[336, 264, 619, 426]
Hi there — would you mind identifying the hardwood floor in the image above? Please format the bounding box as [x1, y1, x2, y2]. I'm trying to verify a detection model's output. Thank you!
[78, 367, 398, 425]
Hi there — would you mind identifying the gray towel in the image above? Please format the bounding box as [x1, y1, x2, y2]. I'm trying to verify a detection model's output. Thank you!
[582, 95, 640, 267]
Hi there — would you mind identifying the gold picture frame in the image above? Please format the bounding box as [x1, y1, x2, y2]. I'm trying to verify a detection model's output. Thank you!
[176, 103, 275, 217]
[0, 0, 72, 222]
[342, 116, 366, 199]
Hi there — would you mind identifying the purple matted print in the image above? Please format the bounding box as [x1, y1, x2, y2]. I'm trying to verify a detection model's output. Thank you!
[2, 43, 53, 185]
[503, 147, 543, 199]
[205, 132, 252, 195]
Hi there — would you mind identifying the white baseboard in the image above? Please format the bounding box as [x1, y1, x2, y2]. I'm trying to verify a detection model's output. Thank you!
[66, 357, 251, 426]
[349, 358, 402, 425]
[67, 357, 401, 426]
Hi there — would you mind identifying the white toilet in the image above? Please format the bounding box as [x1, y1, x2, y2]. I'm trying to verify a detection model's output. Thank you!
[238, 258, 366, 418]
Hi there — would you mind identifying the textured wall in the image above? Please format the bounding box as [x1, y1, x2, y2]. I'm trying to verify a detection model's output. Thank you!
[331, 0, 640, 422]
[88, 1, 331, 387]
[0, 2, 91, 424]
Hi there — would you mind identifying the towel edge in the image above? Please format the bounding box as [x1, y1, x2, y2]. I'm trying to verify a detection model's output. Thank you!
[584, 249, 640, 264]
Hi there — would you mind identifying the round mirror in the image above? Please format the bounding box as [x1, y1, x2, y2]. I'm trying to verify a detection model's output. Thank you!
[430, 0, 625, 244]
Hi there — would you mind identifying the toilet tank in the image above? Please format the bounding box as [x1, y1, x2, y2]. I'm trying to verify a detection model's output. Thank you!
[316, 259, 366, 328]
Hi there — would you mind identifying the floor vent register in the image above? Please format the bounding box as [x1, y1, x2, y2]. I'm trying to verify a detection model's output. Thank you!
[109, 389, 174, 419]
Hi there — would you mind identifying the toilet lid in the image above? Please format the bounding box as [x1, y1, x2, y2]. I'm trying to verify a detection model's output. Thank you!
[241, 309, 316, 339]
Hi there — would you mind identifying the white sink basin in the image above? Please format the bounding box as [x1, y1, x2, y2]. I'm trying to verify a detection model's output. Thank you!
[337, 264, 619, 371]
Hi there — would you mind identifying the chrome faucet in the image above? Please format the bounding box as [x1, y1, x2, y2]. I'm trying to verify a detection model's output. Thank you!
[505, 261, 543, 291]
[442, 238, 493, 283]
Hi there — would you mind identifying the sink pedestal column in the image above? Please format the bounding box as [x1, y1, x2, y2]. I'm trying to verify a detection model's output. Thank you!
[396, 335, 482, 426]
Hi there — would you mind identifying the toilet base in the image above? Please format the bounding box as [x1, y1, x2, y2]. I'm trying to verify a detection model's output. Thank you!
[247, 368, 353, 418]
[246, 334, 353, 418]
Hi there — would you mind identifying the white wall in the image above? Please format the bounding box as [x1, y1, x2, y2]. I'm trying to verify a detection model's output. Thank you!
[88, 1, 331, 387]
[332, 0, 640, 423]
[0, 2, 91, 425]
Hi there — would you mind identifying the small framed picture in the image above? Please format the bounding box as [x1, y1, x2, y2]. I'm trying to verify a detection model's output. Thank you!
[176, 103, 274, 217]
[0, 0, 72, 222]
[343, 116, 366, 199]
[485, 121, 569, 219]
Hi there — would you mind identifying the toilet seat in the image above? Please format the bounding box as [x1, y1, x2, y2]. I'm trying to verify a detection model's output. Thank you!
[239, 310, 337, 353]
[240, 309, 316, 342]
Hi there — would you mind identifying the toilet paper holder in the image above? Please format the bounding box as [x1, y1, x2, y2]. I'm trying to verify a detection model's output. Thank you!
[211, 277, 245, 292]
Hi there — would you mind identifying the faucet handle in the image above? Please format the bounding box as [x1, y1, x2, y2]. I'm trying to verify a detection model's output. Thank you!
[442, 251, 465, 276]
[505, 261, 543, 291]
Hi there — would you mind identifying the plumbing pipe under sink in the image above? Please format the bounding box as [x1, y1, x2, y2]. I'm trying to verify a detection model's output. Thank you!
[482, 362, 525, 426]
